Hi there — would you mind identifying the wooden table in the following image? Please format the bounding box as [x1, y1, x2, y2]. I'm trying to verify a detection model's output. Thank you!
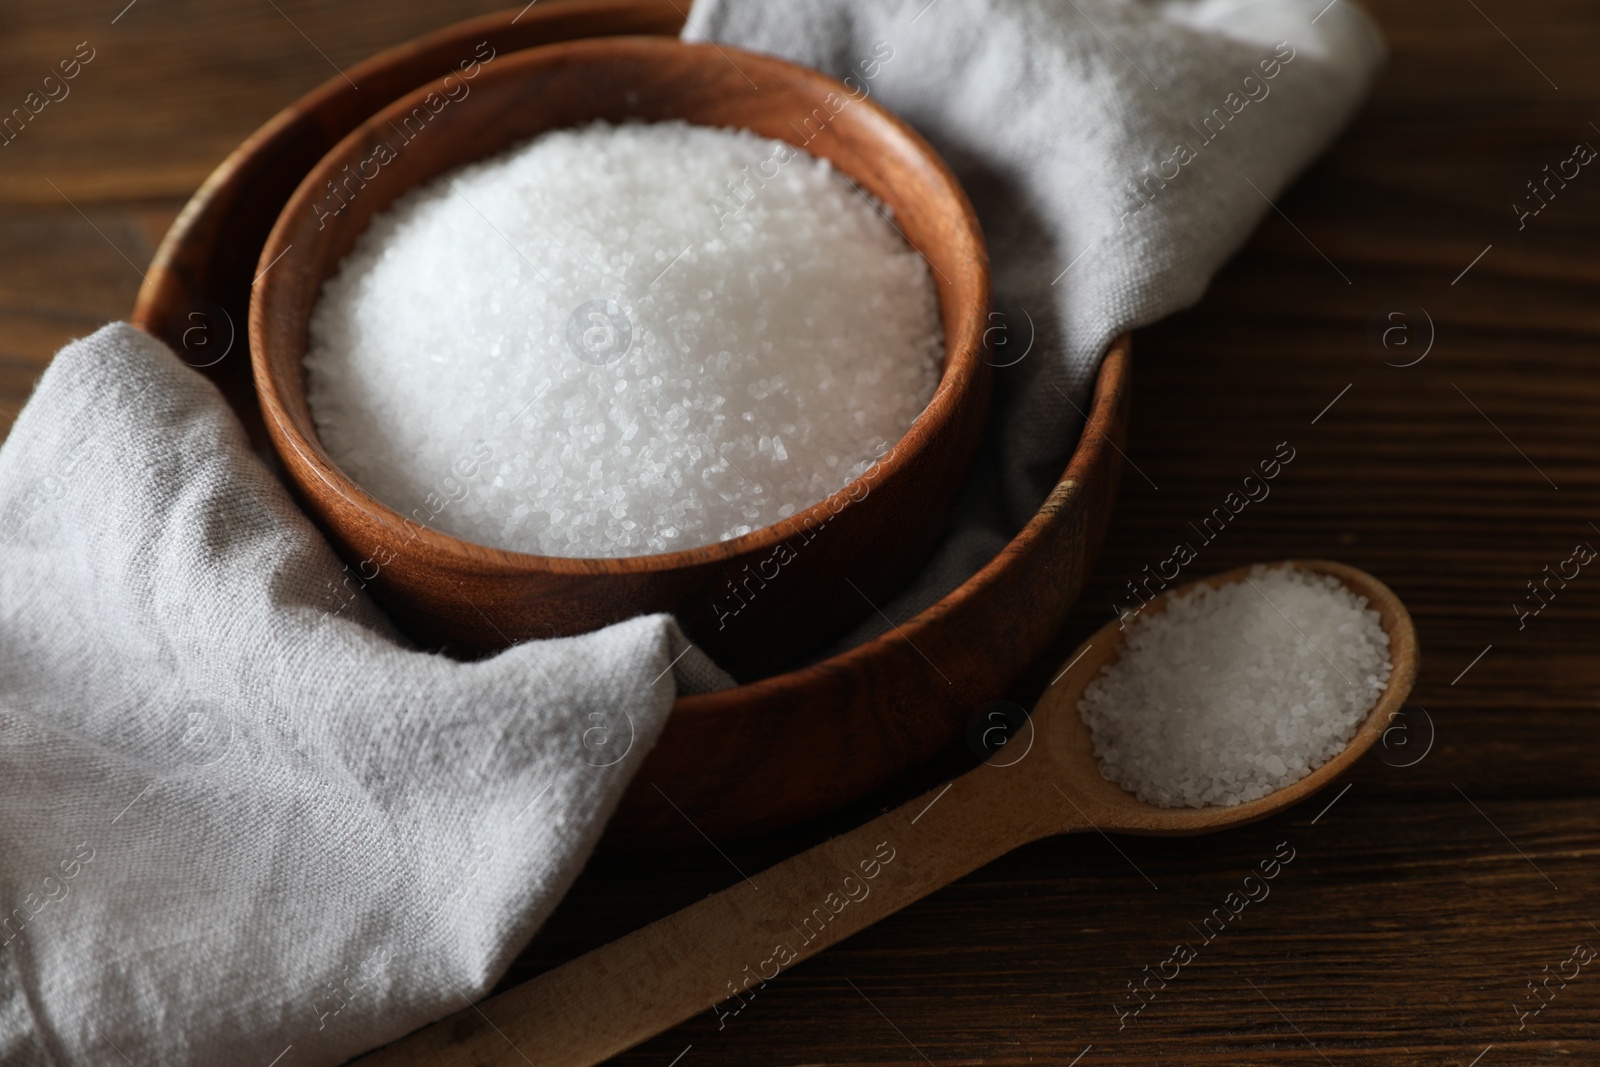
[5, 1, 1598, 1063]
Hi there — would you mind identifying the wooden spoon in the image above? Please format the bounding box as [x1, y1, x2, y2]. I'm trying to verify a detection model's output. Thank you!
[355, 559, 1418, 1067]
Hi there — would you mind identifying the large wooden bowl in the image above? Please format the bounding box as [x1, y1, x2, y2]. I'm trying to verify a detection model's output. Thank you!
[249, 36, 992, 680]
[131, 0, 1132, 847]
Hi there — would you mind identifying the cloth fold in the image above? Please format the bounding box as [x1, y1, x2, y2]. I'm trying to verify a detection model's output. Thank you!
[0, 1, 1382, 1062]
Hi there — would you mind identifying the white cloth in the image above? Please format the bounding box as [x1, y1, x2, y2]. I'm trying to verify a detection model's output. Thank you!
[0, 324, 727, 1065]
[684, 0, 1386, 643]
[0, 2, 1382, 1063]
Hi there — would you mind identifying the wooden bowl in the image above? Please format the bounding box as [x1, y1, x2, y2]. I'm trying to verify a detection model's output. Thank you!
[248, 35, 992, 679]
[132, 0, 1132, 847]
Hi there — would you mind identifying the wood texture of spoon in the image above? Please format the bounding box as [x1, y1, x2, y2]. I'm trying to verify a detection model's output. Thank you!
[354, 559, 1418, 1067]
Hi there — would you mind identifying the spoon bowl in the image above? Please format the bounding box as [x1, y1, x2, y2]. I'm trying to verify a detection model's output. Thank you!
[1039, 558, 1417, 836]
[355, 559, 1417, 1067]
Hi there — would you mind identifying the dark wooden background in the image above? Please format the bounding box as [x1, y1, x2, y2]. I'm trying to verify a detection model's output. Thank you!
[5, 0, 1599, 1064]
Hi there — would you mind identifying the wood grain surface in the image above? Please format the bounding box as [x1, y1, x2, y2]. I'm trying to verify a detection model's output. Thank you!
[4, 1, 1599, 1065]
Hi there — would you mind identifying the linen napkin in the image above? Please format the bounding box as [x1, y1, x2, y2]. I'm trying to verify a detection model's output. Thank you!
[0, 324, 727, 1066]
[0, 1, 1383, 1063]
[684, 0, 1386, 640]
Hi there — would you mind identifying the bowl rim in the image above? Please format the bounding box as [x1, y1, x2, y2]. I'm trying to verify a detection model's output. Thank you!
[249, 33, 991, 578]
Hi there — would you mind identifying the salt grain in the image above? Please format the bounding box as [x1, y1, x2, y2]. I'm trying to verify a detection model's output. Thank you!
[1078, 566, 1392, 808]
[305, 120, 943, 557]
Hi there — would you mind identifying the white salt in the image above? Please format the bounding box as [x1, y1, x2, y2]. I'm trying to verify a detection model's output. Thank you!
[304, 120, 942, 557]
[1078, 566, 1392, 808]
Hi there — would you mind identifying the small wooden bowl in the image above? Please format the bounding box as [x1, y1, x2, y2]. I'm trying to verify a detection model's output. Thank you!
[248, 35, 992, 679]
[133, 0, 1131, 847]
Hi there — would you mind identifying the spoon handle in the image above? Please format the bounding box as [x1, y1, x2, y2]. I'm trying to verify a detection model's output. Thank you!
[355, 763, 1051, 1067]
